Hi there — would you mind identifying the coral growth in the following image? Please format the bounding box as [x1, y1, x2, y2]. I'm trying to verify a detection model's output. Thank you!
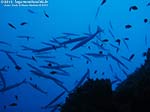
[60, 48, 150, 112]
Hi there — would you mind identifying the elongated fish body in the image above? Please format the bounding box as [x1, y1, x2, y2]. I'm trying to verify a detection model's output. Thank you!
[27, 82, 48, 94]
[0, 71, 6, 89]
[73, 68, 90, 91]
[108, 53, 128, 70]
[0, 79, 26, 92]
[42, 91, 65, 109]
[71, 26, 102, 51]
[30, 70, 63, 85]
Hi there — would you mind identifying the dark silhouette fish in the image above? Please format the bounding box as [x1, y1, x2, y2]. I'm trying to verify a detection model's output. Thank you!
[101, 39, 109, 42]
[43, 10, 49, 18]
[109, 64, 113, 73]
[125, 24, 132, 29]
[73, 69, 90, 91]
[30, 70, 63, 84]
[129, 5, 138, 11]
[62, 32, 79, 36]
[85, 53, 107, 58]
[42, 91, 65, 109]
[27, 81, 48, 94]
[60, 36, 87, 45]
[8, 103, 17, 106]
[81, 54, 92, 63]
[50, 70, 70, 76]
[8, 23, 16, 29]
[0, 71, 6, 89]
[54, 80, 69, 93]
[0, 79, 26, 92]
[14, 95, 18, 100]
[65, 53, 80, 59]
[101, 0, 106, 5]
[144, 18, 148, 23]
[0, 41, 11, 46]
[71, 26, 103, 51]
[108, 28, 115, 39]
[95, 5, 101, 19]
[5, 53, 21, 70]
[146, 2, 150, 6]
[27, 9, 35, 14]
[17, 36, 34, 41]
[95, 0, 106, 18]
[128, 54, 135, 61]
[108, 53, 128, 70]
[20, 22, 28, 26]
[115, 39, 121, 46]
[16, 54, 37, 62]
[122, 38, 129, 51]
[109, 43, 119, 53]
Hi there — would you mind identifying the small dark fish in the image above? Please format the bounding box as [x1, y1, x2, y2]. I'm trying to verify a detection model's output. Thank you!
[143, 52, 147, 57]
[129, 6, 138, 11]
[101, 39, 109, 42]
[8, 103, 17, 106]
[20, 22, 28, 26]
[99, 51, 103, 54]
[125, 24, 132, 29]
[146, 2, 150, 6]
[30, 77, 32, 81]
[8, 23, 16, 29]
[27, 9, 35, 14]
[43, 10, 49, 18]
[128, 54, 135, 61]
[124, 37, 129, 40]
[4, 105, 6, 109]
[101, 0, 106, 5]
[94, 70, 97, 74]
[50, 71, 57, 74]
[115, 39, 121, 46]
[14, 95, 18, 100]
[144, 18, 148, 23]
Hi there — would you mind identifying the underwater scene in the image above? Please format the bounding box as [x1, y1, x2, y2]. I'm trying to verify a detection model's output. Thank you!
[0, 0, 150, 112]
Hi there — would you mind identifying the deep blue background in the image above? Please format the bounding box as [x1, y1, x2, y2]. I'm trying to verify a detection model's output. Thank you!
[0, 0, 150, 111]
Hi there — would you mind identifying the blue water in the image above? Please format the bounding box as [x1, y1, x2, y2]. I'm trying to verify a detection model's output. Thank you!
[0, 0, 150, 111]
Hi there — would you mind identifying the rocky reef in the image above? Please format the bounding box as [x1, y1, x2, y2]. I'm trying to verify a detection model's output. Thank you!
[60, 48, 150, 112]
